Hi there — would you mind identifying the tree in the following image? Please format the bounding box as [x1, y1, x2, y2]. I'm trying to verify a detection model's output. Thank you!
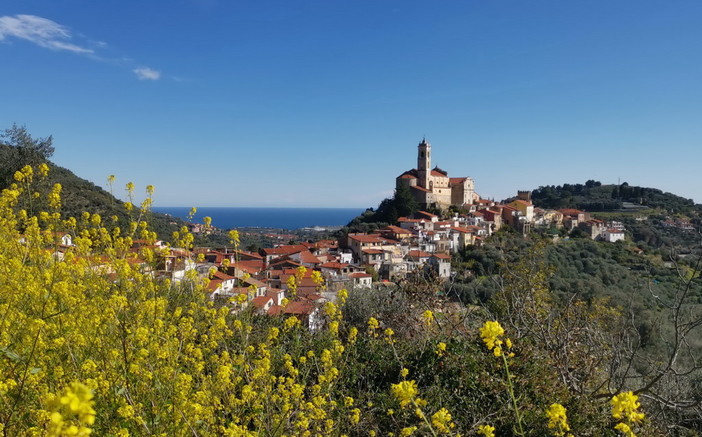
[0, 124, 55, 186]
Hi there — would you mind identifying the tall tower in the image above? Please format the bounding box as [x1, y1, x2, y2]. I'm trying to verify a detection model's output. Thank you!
[417, 138, 431, 189]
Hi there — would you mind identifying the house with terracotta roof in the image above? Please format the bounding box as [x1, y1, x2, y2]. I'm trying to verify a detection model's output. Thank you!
[428, 254, 452, 278]
[559, 209, 590, 230]
[289, 250, 323, 268]
[508, 199, 534, 222]
[579, 219, 605, 239]
[252, 295, 274, 313]
[280, 300, 322, 331]
[396, 139, 479, 209]
[348, 272, 373, 288]
[602, 228, 625, 243]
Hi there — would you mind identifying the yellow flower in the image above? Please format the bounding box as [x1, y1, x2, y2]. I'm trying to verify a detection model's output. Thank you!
[431, 408, 454, 433]
[611, 391, 645, 423]
[349, 408, 361, 425]
[480, 320, 505, 351]
[477, 424, 495, 437]
[400, 426, 417, 436]
[435, 342, 447, 357]
[422, 310, 434, 326]
[384, 328, 395, 344]
[368, 317, 380, 336]
[391, 380, 418, 408]
[614, 422, 635, 437]
[546, 403, 571, 436]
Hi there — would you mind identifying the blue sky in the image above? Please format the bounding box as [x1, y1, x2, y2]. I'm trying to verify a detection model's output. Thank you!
[1, 1, 701, 208]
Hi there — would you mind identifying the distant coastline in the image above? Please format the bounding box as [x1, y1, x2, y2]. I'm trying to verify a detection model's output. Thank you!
[153, 207, 365, 230]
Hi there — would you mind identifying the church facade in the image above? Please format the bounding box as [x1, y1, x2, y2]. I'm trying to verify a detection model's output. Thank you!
[396, 139, 477, 209]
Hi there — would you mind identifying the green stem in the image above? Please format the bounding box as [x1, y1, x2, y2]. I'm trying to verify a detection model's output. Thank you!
[502, 353, 525, 436]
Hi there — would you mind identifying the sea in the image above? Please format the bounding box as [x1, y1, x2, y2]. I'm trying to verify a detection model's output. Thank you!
[152, 207, 365, 230]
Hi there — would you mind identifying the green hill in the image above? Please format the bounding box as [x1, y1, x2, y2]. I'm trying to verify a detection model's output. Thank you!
[530, 180, 701, 215]
[0, 140, 181, 240]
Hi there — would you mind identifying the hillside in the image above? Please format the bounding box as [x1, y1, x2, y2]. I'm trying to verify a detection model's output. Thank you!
[530, 180, 701, 215]
[0, 143, 182, 240]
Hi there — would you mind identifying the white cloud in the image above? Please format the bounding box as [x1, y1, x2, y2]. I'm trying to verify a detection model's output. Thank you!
[133, 67, 161, 81]
[0, 14, 93, 54]
[0, 14, 164, 81]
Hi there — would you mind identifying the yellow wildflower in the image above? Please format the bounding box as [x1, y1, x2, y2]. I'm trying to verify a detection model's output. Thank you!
[611, 391, 645, 423]
[480, 320, 505, 351]
[391, 380, 418, 408]
[368, 317, 380, 336]
[546, 403, 571, 436]
[431, 408, 454, 433]
[477, 424, 496, 437]
[422, 310, 434, 326]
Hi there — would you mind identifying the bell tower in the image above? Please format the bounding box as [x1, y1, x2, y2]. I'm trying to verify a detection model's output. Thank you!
[417, 138, 431, 189]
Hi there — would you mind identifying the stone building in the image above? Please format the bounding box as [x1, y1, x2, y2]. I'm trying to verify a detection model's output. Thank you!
[396, 139, 477, 209]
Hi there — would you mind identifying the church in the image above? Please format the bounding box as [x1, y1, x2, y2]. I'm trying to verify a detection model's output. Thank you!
[396, 139, 478, 209]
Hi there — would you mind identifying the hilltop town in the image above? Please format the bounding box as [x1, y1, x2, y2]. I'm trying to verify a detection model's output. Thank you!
[111, 139, 636, 328]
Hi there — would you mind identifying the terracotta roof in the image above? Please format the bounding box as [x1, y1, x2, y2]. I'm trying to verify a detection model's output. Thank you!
[284, 301, 316, 315]
[234, 250, 263, 260]
[207, 279, 222, 291]
[432, 166, 448, 176]
[252, 296, 273, 308]
[267, 305, 283, 315]
[348, 272, 372, 278]
[398, 169, 418, 178]
[407, 250, 431, 258]
[382, 225, 412, 235]
[348, 234, 386, 244]
[559, 209, 584, 216]
[431, 170, 447, 177]
[269, 258, 302, 268]
[243, 277, 266, 288]
[362, 249, 384, 255]
[212, 271, 236, 281]
[449, 177, 467, 185]
[411, 185, 431, 193]
[231, 260, 263, 273]
[431, 253, 452, 260]
[261, 245, 307, 256]
[416, 211, 438, 219]
[297, 250, 322, 264]
[319, 262, 349, 270]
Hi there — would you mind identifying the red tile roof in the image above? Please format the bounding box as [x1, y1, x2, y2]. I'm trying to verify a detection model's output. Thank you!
[297, 250, 322, 264]
[284, 301, 316, 315]
[407, 250, 431, 258]
[348, 272, 372, 278]
[252, 296, 273, 308]
[416, 211, 438, 219]
[212, 271, 236, 281]
[319, 262, 349, 270]
[382, 225, 412, 235]
[348, 234, 386, 244]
